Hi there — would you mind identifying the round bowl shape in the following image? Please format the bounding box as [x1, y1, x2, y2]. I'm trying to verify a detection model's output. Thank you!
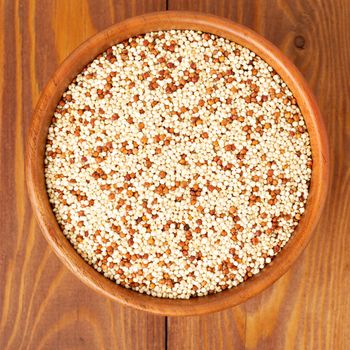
[26, 11, 329, 316]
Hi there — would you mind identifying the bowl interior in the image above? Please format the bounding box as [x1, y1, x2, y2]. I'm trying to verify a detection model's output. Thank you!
[26, 11, 328, 316]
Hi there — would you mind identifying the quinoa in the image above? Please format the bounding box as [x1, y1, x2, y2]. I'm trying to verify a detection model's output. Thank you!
[45, 30, 312, 299]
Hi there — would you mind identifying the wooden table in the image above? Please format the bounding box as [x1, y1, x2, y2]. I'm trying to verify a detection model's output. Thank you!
[1, 1, 348, 349]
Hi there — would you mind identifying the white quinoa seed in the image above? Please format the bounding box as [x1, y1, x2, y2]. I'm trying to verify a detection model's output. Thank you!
[45, 30, 312, 299]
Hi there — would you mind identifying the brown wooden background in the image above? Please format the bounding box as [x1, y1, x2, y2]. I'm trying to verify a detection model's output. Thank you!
[1, 0, 349, 349]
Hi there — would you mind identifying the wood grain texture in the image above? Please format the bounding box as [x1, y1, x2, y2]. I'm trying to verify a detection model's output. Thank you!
[1, 0, 348, 348]
[168, 0, 349, 349]
[0, 1, 166, 349]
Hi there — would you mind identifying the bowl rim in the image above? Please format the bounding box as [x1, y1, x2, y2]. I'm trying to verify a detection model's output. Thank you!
[26, 11, 329, 316]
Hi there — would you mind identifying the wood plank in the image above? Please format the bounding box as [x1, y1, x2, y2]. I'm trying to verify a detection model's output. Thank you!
[0, 1, 166, 349]
[167, 1, 350, 349]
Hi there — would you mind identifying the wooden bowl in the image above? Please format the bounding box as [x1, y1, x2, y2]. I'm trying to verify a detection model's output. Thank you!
[26, 11, 329, 316]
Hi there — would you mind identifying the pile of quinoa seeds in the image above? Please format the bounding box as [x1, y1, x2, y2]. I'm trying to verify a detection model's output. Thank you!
[45, 30, 312, 299]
